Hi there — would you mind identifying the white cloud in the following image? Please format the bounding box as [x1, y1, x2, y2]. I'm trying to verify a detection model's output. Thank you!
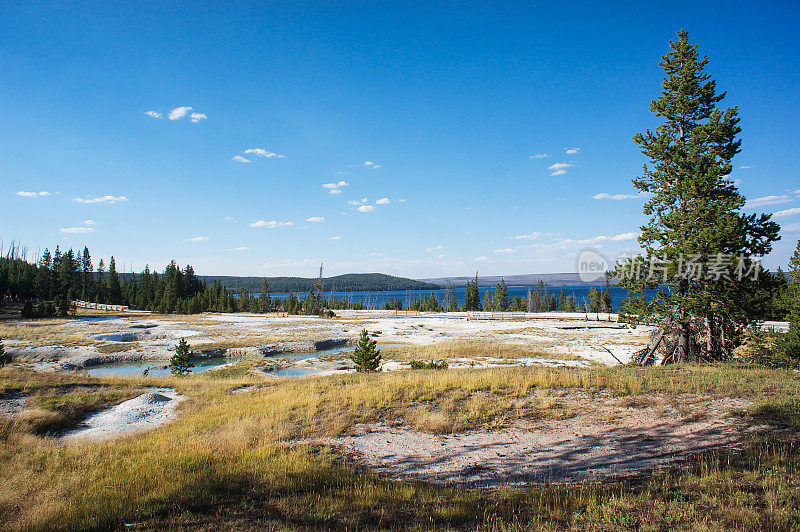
[494, 248, 516, 254]
[249, 220, 294, 228]
[773, 207, 800, 219]
[328, 236, 341, 240]
[227, 246, 249, 251]
[190, 112, 207, 123]
[16, 191, 50, 198]
[232, 155, 251, 163]
[474, 256, 488, 262]
[83, 219, 95, 225]
[364, 161, 382, 168]
[376, 197, 390, 205]
[530, 153, 548, 159]
[358, 205, 376, 213]
[305, 217, 325, 222]
[515, 232, 541, 240]
[398, 198, 406, 203]
[781, 223, 800, 232]
[224, 216, 234, 220]
[349, 198, 368, 206]
[739, 165, 754, 169]
[426, 245, 444, 252]
[190, 236, 209, 242]
[323, 180, 349, 192]
[745, 195, 793, 208]
[60, 227, 94, 234]
[593, 193, 641, 200]
[548, 162, 573, 171]
[551, 170, 567, 176]
[557, 232, 639, 248]
[565, 147, 580, 154]
[168, 106, 193, 120]
[244, 148, 284, 158]
[73, 195, 128, 204]
[144, 110, 163, 119]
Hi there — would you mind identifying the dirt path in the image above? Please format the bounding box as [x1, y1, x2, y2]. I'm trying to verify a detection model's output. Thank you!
[324, 395, 763, 486]
[61, 388, 185, 442]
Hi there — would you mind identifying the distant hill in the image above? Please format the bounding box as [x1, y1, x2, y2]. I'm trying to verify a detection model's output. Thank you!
[200, 273, 442, 293]
[420, 273, 608, 287]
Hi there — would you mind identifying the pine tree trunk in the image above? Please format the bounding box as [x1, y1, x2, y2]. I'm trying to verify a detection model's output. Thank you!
[705, 314, 716, 360]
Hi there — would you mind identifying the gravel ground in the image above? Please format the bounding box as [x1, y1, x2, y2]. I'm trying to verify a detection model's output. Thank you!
[61, 388, 185, 442]
[322, 395, 763, 487]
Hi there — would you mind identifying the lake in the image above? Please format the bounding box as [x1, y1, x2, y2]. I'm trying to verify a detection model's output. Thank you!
[264, 285, 652, 312]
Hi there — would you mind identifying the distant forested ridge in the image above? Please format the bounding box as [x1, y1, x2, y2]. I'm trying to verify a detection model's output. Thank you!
[198, 273, 441, 293]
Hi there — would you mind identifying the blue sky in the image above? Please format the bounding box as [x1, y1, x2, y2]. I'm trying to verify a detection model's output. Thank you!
[1, 1, 798, 278]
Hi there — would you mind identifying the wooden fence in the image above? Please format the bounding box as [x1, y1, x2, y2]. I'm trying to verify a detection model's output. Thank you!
[71, 300, 129, 312]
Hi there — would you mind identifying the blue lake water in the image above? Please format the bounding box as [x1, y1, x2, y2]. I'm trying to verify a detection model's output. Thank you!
[264, 285, 652, 312]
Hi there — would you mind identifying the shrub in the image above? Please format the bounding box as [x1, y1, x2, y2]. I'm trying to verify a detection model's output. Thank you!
[409, 359, 449, 370]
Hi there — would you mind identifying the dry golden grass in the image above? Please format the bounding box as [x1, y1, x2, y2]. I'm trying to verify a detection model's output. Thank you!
[1, 364, 799, 530]
[0, 322, 100, 347]
[382, 339, 587, 363]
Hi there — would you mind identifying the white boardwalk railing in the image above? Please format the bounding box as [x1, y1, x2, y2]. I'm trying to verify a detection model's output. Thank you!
[72, 300, 130, 312]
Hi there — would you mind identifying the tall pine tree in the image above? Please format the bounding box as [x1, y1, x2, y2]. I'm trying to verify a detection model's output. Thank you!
[616, 30, 779, 362]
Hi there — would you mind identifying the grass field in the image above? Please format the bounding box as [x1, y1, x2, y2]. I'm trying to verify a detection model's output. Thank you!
[1, 362, 799, 530]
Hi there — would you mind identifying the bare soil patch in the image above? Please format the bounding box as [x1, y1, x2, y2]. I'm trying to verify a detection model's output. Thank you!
[323, 393, 767, 487]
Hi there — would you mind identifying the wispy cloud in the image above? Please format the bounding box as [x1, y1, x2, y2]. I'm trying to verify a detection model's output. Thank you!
[782, 223, 800, 232]
[323, 180, 348, 194]
[190, 112, 207, 123]
[305, 216, 325, 222]
[349, 198, 368, 206]
[364, 161, 382, 168]
[244, 148, 285, 158]
[60, 227, 94, 234]
[530, 153, 548, 159]
[565, 147, 580, 154]
[16, 191, 51, 198]
[745, 195, 793, 208]
[190, 236, 209, 242]
[593, 193, 641, 200]
[494, 248, 516, 254]
[739, 165, 754, 169]
[227, 246, 249, 251]
[398, 198, 406, 203]
[232, 155, 251, 163]
[515, 232, 541, 240]
[168, 106, 193, 120]
[773, 207, 800, 219]
[144, 110, 162, 119]
[474, 256, 488, 262]
[358, 205, 376, 213]
[426, 245, 444, 252]
[83, 219, 95, 225]
[249, 220, 294, 228]
[557, 232, 639, 247]
[328, 236, 341, 240]
[548, 162, 573, 176]
[376, 197, 390, 205]
[73, 195, 128, 204]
